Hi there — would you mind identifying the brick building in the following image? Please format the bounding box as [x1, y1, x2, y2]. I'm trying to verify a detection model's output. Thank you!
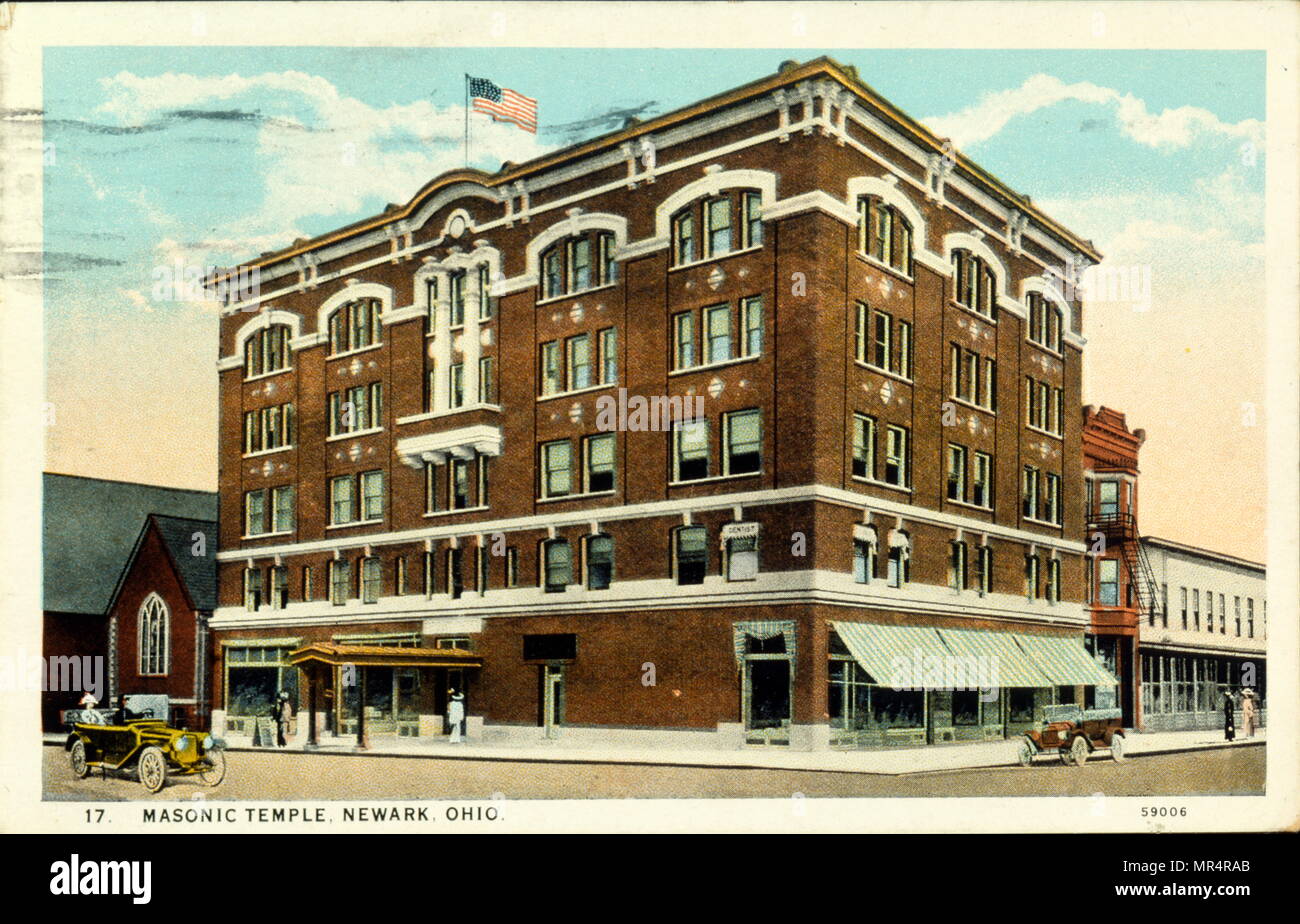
[208, 57, 1117, 750]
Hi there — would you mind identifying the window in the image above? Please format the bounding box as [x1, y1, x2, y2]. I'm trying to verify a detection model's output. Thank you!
[478, 356, 495, 404]
[1218, 593, 1226, 633]
[244, 325, 292, 378]
[852, 414, 875, 479]
[423, 461, 439, 514]
[723, 409, 761, 475]
[395, 556, 408, 596]
[1246, 598, 1254, 637]
[544, 249, 563, 299]
[725, 530, 759, 581]
[449, 363, 464, 408]
[422, 551, 435, 597]
[1086, 557, 1095, 604]
[329, 476, 355, 525]
[243, 403, 295, 453]
[477, 455, 490, 508]
[673, 311, 695, 370]
[674, 526, 707, 585]
[243, 489, 266, 537]
[853, 535, 877, 584]
[1022, 466, 1040, 520]
[243, 568, 262, 611]
[1234, 596, 1241, 635]
[705, 197, 732, 257]
[671, 189, 763, 267]
[1025, 554, 1041, 600]
[1045, 474, 1061, 525]
[586, 535, 614, 590]
[1025, 377, 1062, 435]
[567, 334, 592, 390]
[569, 237, 592, 292]
[887, 537, 910, 587]
[1099, 559, 1119, 606]
[540, 440, 573, 499]
[329, 559, 350, 605]
[599, 328, 618, 383]
[328, 383, 382, 436]
[884, 425, 909, 487]
[706, 304, 731, 364]
[951, 346, 995, 411]
[361, 470, 384, 521]
[1098, 480, 1119, 517]
[450, 459, 470, 510]
[543, 540, 571, 592]
[872, 310, 891, 369]
[506, 547, 519, 588]
[475, 547, 489, 595]
[672, 211, 695, 265]
[976, 545, 994, 595]
[1046, 559, 1061, 604]
[950, 541, 968, 591]
[361, 557, 382, 604]
[449, 272, 466, 327]
[946, 444, 967, 502]
[329, 471, 383, 525]
[742, 296, 765, 357]
[972, 452, 992, 508]
[301, 565, 313, 603]
[478, 264, 494, 320]
[540, 341, 561, 396]
[857, 196, 913, 274]
[138, 594, 169, 675]
[1193, 589, 1200, 630]
[673, 419, 709, 482]
[272, 485, 295, 533]
[583, 433, 615, 493]
[1027, 292, 1063, 352]
[742, 191, 763, 248]
[327, 298, 383, 355]
[446, 548, 463, 599]
[953, 249, 995, 317]
[896, 321, 912, 379]
[424, 277, 438, 335]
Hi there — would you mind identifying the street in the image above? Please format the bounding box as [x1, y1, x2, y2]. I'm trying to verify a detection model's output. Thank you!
[43, 741, 1264, 801]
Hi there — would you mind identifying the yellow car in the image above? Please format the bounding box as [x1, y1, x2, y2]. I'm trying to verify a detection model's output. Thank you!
[66, 713, 226, 793]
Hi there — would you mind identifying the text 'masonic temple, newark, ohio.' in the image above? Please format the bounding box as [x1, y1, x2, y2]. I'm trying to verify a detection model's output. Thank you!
[206, 56, 1129, 750]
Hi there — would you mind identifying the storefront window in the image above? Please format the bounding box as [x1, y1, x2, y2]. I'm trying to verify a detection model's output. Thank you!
[225, 645, 297, 717]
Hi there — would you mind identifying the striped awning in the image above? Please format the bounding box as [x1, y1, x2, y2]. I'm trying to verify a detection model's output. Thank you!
[937, 627, 1053, 688]
[1014, 633, 1118, 687]
[830, 621, 949, 687]
[732, 620, 796, 663]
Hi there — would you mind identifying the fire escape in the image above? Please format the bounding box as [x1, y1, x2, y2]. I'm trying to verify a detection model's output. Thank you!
[1087, 511, 1162, 624]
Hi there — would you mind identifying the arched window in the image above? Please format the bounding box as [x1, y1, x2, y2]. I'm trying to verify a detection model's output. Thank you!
[540, 231, 616, 299]
[327, 297, 383, 355]
[244, 324, 293, 378]
[857, 196, 913, 274]
[542, 539, 572, 593]
[585, 534, 614, 590]
[953, 249, 996, 318]
[138, 593, 169, 676]
[670, 188, 763, 267]
[1025, 292, 1063, 351]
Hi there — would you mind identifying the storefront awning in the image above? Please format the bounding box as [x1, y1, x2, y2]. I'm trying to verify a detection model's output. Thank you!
[287, 643, 483, 669]
[830, 621, 949, 686]
[936, 627, 1053, 688]
[1013, 633, 1117, 687]
[732, 620, 796, 662]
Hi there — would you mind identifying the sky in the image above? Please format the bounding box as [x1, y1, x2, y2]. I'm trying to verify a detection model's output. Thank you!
[37, 47, 1267, 561]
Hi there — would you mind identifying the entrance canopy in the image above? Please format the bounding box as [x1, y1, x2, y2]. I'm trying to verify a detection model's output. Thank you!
[287, 642, 483, 669]
[1013, 633, 1117, 686]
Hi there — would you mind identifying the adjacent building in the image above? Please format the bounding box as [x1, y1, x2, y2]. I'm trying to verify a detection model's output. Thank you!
[208, 56, 1116, 750]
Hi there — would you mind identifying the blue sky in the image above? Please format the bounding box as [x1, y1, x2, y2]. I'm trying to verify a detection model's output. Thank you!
[39, 47, 1268, 559]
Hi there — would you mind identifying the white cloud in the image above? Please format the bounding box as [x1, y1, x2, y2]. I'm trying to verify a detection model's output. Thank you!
[97, 70, 557, 264]
[925, 74, 1264, 151]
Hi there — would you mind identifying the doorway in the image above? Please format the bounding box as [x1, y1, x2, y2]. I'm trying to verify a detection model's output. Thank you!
[743, 657, 791, 746]
[541, 665, 566, 739]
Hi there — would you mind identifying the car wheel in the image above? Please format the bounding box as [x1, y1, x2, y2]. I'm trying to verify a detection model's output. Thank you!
[1017, 739, 1035, 768]
[1071, 734, 1090, 767]
[1110, 732, 1126, 762]
[137, 746, 167, 793]
[199, 749, 226, 787]
[70, 740, 89, 779]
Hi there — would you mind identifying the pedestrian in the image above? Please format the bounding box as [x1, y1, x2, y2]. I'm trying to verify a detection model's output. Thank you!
[1222, 690, 1235, 741]
[276, 691, 293, 747]
[447, 688, 465, 744]
[1241, 688, 1257, 738]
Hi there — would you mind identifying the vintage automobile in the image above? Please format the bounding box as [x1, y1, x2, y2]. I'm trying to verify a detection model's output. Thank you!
[1017, 704, 1126, 767]
[65, 710, 226, 793]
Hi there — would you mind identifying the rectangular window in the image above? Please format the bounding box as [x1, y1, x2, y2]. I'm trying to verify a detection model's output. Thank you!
[977, 545, 993, 595]
[360, 470, 384, 521]
[853, 538, 876, 584]
[726, 534, 759, 582]
[361, 558, 382, 604]
[853, 302, 868, 363]
[598, 233, 616, 286]
[448, 363, 464, 408]
[478, 356, 494, 404]
[673, 419, 710, 481]
[1098, 480, 1119, 517]
[675, 527, 707, 585]
[1022, 466, 1040, 520]
[447, 548, 463, 599]
[599, 328, 618, 383]
[395, 556, 408, 596]
[544, 250, 563, 298]
[1047, 559, 1061, 604]
[1247, 598, 1254, 637]
[1218, 594, 1225, 633]
[872, 200, 892, 266]
[1234, 596, 1241, 635]
[1099, 559, 1119, 606]
[567, 334, 591, 390]
[450, 459, 470, 510]
[972, 452, 992, 508]
[896, 320, 912, 378]
[301, 565, 313, 603]
[243, 567, 262, 611]
[673, 311, 695, 370]
[946, 444, 967, 503]
[742, 296, 763, 358]
[329, 560, 349, 606]
[705, 304, 731, 364]
[1193, 589, 1200, 630]
[872, 310, 891, 369]
[586, 535, 613, 590]
[271, 485, 295, 533]
[569, 237, 592, 292]
[449, 272, 465, 327]
[950, 541, 968, 591]
[477, 455, 490, 508]
[884, 425, 909, 487]
[330, 475, 355, 525]
[478, 264, 493, 320]
[1025, 555, 1041, 600]
[506, 548, 519, 588]
[852, 414, 875, 479]
[423, 551, 435, 597]
[583, 433, 615, 493]
[1045, 473, 1061, 525]
[424, 461, 439, 514]
[476, 547, 488, 595]
[244, 403, 295, 452]
[983, 358, 997, 411]
[243, 489, 266, 536]
[673, 212, 695, 265]
[723, 409, 761, 475]
[540, 440, 573, 499]
[706, 197, 732, 257]
[742, 191, 763, 249]
[540, 341, 561, 396]
[542, 541, 570, 593]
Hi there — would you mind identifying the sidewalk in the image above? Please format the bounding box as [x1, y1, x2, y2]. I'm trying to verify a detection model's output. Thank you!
[43, 726, 1260, 776]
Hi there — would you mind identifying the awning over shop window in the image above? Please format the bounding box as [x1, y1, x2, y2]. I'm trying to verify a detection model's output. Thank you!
[287, 642, 483, 670]
[937, 627, 1052, 688]
[830, 621, 948, 686]
[732, 620, 796, 663]
[1013, 633, 1117, 687]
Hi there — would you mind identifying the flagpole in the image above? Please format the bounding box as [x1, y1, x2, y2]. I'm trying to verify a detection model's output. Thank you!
[464, 73, 470, 166]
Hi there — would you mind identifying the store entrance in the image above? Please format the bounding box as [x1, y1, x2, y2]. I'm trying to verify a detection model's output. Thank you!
[743, 657, 791, 746]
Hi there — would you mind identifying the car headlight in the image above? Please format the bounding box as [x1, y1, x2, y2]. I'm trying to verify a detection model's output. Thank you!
[202, 735, 214, 751]
[175, 735, 190, 752]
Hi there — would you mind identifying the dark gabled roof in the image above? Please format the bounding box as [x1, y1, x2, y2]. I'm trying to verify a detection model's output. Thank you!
[153, 515, 218, 612]
[43, 473, 217, 615]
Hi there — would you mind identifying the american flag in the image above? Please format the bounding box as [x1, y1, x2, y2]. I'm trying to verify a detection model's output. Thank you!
[468, 76, 537, 134]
